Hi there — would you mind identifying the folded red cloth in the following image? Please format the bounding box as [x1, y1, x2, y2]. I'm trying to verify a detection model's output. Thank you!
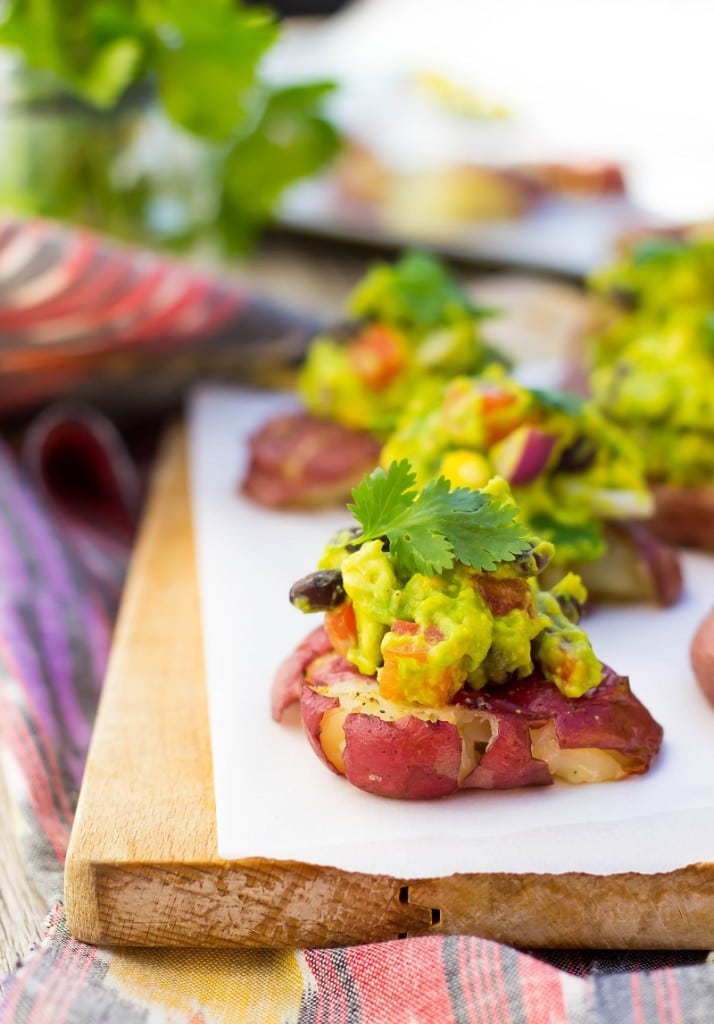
[0, 217, 321, 418]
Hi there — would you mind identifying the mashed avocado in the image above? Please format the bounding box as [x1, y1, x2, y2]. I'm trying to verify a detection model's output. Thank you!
[380, 367, 652, 567]
[589, 239, 714, 486]
[316, 521, 600, 708]
[298, 251, 507, 436]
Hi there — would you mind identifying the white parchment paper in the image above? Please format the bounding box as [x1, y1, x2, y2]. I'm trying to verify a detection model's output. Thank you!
[188, 385, 714, 876]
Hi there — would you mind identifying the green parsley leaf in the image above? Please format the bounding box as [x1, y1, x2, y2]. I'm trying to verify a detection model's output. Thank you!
[445, 491, 531, 572]
[531, 387, 585, 416]
[347, 460, 416, 538]
[348, 251, 494, 330]
[701, 312, 714, 356]
[631, 237, 686, 267]
[348, 460, 531, 577]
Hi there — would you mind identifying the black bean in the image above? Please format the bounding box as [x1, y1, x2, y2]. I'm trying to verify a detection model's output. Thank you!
[289, 570, 346, 611]
[513, 540, 552, 577]
[343, 526, 366, 552]
[556, 436, 598, 473]
[340, 526, 389, 553]
[606, 285, 639, 311]
[330, 318, 365, 344]
[556, 593, 583, 624]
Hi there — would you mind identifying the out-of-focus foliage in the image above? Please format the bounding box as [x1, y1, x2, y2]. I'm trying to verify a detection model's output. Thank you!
[0, 0, 341, 250]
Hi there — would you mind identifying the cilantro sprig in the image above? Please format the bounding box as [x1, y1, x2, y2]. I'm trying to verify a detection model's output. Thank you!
[348, 461, 531, 577]
[348, 251, 495, 330]
[0, 0, 340, 252]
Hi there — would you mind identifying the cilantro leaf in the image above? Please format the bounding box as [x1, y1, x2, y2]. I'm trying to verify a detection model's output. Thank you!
[220, 80, 340, 248]
[349, 251, 494, 330]
[531, 387, 585, 416]
[143, 0, 277, 140]
[347, 460, 416, 537]
[391, 529, 454, 577]
[631, 237, 686, 267]
[446, 492, 531, 571]
[349, 461, 531, 577]
[701, 312, 714, 356]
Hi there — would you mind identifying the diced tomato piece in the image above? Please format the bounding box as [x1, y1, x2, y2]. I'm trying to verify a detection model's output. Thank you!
[324, 602, 358, 658]
[380, 620, 458, 706]
[479, 386, 529, 445]
[347, 324, 407, 390]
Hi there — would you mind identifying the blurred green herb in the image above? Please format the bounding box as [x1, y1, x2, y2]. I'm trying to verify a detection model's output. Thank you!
[701, 312, 714, 356]
[531, 387, 585, 416]
[630, 237, 686, 267]
[349, 251, 496, 329]
[0, 0, 341, 250]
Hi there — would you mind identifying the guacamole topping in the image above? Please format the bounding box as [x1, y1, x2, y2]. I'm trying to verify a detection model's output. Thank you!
[588, 239, 714, 486]
[380, 367, 652, 566]
[298, 251, 507, 437]
[292, 472, 602, 708]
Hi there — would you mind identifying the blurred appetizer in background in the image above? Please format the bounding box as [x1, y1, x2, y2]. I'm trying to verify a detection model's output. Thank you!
[243, 249, 682, 606]
[334, 137, 627, 238]
[272, 463, 663, 800]
[381, 369, 683, 607]
[587, 236, 714, 551]
[691, 608, 714, 709]
[243, 252, 507, 507]
[278, 60, 635, 276]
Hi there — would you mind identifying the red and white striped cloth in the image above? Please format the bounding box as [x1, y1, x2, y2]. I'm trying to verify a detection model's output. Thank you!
[0, 217, 319, 417]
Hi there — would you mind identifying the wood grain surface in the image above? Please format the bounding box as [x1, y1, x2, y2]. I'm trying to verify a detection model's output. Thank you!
[65, 426, 714, 950]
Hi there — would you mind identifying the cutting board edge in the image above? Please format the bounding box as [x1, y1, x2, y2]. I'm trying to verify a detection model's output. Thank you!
[65, 852, 714, 949]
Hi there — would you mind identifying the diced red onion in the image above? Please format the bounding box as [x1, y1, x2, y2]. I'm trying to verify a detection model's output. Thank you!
[492, 426, 558, 485]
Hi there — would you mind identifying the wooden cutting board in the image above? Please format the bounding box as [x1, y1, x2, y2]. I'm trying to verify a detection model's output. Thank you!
[65, 426, 714, 949]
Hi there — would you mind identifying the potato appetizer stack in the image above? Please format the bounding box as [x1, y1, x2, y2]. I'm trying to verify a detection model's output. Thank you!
[273, 463, 663, 800]
[588, 237, 714, 551]
[242, 252, 506, 508]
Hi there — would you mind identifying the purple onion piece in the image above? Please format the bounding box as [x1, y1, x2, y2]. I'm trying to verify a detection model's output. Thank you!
[492, 426, 559, 486]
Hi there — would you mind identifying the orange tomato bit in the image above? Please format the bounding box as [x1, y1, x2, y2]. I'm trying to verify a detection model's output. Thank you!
[347, 324, 408, 390]
[324, 602, 358, 658]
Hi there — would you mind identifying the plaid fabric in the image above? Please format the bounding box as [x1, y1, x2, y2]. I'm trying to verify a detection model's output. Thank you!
[0, 219, 712, 1022]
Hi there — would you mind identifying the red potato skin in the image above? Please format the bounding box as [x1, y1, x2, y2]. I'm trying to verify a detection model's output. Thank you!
[270, 626, 332, 721]
[273, 633, 664, 800]
[242, 412, 381, 509]
[574, 522, 683, 608]
[300, 684, 341, 774]
[622, 522, 683, 608]
[651, 485, 714, 553]
[691, 609, 714, 708]
[460, 711, 551, 790]
[457, 668, 663, 771]
[343, 715, 463, 799]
